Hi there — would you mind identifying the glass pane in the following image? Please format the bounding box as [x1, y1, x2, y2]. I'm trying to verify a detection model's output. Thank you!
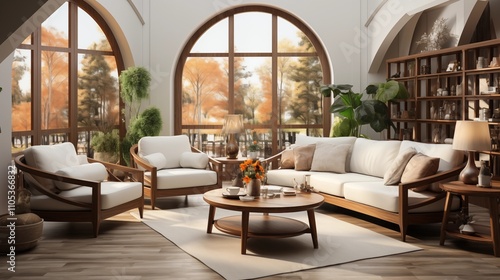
[78, 7, 110, 51]
[22, 35, 32, 45]
[77, 53, 119, 128]
[182, 57, 228, 125]
[278, 17, 315, 53]
[182, 129, 226, 157]
[41, 51, 69, 129]
[191, 19, 228, 53]
[279, 56, 323, 125]
[41, 2, 68, 48]
[41, 133, 69, 145]
[11, 135, 32, 155]
[236, 57, 272, 124]
[234, 12, 271, 53]
[12, 49, 32, 132]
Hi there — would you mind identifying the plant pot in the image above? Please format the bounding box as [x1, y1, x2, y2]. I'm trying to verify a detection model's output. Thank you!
[247, 151, 259, 160]
[0, 213, 43, 253]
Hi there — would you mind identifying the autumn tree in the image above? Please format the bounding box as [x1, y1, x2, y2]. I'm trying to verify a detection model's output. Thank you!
[40, 26, 69, 133]
[78, 40, 119, 131]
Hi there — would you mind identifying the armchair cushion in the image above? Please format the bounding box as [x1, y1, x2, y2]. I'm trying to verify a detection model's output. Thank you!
[148, 168, 217, 189]
[180, 152, 209, 169]
[142, 152, 168, 169]
[23, 142, 81, 192]
[29, 181, 143, 211]
[54, 163, 108, 191]
[138, 135, 192, 168]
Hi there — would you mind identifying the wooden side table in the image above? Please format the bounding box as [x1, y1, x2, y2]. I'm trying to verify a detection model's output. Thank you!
[439, 181, 500, 257]
[214, 157, 247, 185]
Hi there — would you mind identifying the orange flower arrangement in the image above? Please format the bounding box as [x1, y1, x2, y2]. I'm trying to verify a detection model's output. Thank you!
[239, 159, 265, 184]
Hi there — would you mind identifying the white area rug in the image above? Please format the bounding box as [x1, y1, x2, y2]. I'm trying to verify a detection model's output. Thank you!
[131, 206, 421, 280]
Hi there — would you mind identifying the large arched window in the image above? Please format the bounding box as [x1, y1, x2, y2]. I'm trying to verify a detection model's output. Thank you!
[175, 6, 331, 158]
[11, 0, 124, 157]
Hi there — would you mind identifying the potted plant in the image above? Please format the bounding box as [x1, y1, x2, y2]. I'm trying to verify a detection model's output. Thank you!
[91, 129, 120, 163]
[121, 107, 163, 165]
[118, 66, 163, 165]
[320, 80, 408, 137]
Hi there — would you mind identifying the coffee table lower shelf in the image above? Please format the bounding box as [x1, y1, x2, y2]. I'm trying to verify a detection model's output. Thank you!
[214, 214, 310, 238]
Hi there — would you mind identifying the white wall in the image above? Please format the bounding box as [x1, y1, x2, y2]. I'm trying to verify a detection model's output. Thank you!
[0, 54, 13, 215]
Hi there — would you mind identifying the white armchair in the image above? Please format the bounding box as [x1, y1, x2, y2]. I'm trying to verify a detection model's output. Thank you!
[130, 135, 222, 209]
[14, 142, 144, 237]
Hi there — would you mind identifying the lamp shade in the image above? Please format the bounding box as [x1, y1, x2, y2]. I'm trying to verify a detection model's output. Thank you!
[452, 121, 491, 152]
[221, 114, 244, 135]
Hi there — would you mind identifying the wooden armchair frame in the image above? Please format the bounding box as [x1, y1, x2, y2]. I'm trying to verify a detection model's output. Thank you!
[14, 155, 144, 237]
[130, 144, 222, 209]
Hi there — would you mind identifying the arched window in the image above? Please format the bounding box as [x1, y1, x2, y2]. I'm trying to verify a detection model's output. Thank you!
[11, 0, 124, 157]
[175, 6, 331, 158]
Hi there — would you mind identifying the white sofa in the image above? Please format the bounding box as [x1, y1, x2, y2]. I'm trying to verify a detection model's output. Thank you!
[262, 135, 465, 241]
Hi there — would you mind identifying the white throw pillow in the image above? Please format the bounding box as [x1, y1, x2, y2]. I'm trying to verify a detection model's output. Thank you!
[142, 152, 168, 169]
[180, 152, 209, 169]
[383, 147, 417, 185]
[54, 163, 108, 191]
[310, 142, 351, 173]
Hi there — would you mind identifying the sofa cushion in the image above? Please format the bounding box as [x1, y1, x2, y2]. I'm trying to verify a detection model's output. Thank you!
[343, 181, 461, 213]
[54, 163, 108, 191]
[294, 144, 316, 171]
[401, 153, 440, 191]
[138, 135, 192, 168]
[146, 168, 217, 189]
[266, 169, 381, 197]
[399, 140, 463, 172]
[383, 147, 417, 185]
[29, 181, 143, 211]
[180, 152, 209, 169]
[280, 149, 295, 169]
[23, 142, 80, 192]
[310, 142, 351, 173]
[142, 152, 168, 169]
[349, 138, 401, 178]
[295, 135, 357, 171]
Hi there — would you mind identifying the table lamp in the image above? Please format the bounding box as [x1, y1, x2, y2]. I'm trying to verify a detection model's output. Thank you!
[452, 121, 491, 185]
[222, 114, 244, 159]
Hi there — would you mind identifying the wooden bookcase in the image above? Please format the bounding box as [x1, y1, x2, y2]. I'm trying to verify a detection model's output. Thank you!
[386, 38, 500, 174]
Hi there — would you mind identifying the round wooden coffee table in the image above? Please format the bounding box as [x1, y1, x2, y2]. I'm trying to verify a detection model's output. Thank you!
[203, 188, 324, 254]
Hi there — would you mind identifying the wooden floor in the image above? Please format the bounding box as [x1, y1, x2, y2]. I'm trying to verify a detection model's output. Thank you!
[2, 195, 500, 280]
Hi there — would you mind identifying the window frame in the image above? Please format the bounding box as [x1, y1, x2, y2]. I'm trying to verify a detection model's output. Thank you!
[11, 0, 125, 157]
[174, 5, 331, 156]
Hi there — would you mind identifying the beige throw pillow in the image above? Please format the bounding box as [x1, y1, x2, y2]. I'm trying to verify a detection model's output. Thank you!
[280, 149, 295, 169]
[310, 142, 351, 173]
[383, 147, 417, 185]
[401, 153, 440, 191]
[294, 144, 316, 171]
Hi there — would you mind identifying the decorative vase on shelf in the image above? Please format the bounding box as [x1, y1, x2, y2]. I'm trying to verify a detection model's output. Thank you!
[246, 179, 261, 196]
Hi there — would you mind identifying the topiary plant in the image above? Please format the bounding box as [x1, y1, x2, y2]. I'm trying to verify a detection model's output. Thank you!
[121, 107, 163, 165]
[119, 66, 152, 122]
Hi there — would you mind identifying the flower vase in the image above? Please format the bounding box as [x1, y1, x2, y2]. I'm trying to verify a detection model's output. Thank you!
[248, 151, 258, 160]
[246, 179, 261, 196]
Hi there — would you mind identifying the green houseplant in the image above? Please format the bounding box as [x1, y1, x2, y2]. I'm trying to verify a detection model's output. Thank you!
[119, 66, 163, 165]
[121, 107, 163, 165]
[91, 129, 120, 163]
[320, 80, 408, 137]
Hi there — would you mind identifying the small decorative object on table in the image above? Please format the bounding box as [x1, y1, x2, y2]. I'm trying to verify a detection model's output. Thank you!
[478, 160, 492, 188]
[294, 175, 315, 193]
[240, 159, 265, 196]
[457, 208, 475, 235]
